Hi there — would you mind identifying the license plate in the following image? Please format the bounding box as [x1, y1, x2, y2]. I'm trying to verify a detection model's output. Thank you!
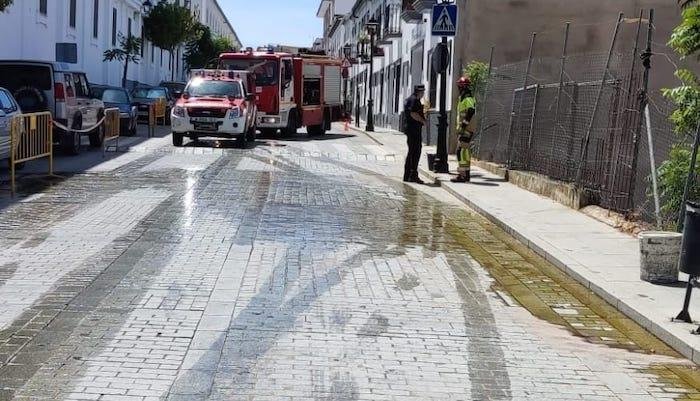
[194, 123, 217, 131]
[191, 117, 217, 123]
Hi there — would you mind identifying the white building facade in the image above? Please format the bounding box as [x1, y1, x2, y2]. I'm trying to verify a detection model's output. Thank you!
[319, 0, 455, 138]
[0, 0, 239, 88]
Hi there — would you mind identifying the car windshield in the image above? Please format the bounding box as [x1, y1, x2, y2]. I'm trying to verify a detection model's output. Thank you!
[220, 59, 278, 86]
[161, 82, 185, 93]
[132, 88, 167, 99]
[186, 79, 242, 98]
[100, 89, 129, 103]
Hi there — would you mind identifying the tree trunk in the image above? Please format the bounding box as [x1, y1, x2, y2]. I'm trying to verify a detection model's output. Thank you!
[171, 49, 176, 81]
[122, 60, 129, 89]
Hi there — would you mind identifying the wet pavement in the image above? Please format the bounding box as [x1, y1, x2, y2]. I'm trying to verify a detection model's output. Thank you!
[0, 125, 698, 400]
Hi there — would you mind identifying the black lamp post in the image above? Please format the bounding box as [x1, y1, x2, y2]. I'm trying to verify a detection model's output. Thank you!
[141, 0, 153, 13]
[343, 44, 352, 118]
[365, 17, 378, 132]
[355, 42, 362, 127]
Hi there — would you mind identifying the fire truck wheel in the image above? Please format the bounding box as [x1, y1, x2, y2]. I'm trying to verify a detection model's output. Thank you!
[308, 124, 326, 136]
[172, 133, 184, 147]
[236, 135, 247, 148]
[260, 128, 277, 137]
[283, 111, 297, 137]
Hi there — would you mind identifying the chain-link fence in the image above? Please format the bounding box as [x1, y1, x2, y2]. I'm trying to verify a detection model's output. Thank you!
[473, 12, 694, 227]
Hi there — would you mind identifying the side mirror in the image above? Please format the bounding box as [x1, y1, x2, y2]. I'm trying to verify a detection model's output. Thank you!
[173, 90, 183, 98]
[246, 94, 256, 102]
[0, 110, 6, 118]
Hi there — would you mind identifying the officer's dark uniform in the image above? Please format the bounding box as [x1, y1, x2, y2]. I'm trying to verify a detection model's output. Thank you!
[403, 86, 425, 182]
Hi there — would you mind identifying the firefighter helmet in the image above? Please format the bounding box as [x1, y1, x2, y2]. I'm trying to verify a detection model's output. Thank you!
[457, 76, 471, 88]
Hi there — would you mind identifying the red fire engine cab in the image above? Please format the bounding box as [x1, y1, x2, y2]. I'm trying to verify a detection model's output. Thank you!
[219, 48, 345, 136]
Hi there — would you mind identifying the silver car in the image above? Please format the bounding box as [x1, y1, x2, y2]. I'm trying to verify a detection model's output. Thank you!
[0, 87, 22, 164]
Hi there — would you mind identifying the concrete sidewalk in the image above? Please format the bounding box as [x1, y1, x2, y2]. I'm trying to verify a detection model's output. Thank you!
[345, 122, 700, 364]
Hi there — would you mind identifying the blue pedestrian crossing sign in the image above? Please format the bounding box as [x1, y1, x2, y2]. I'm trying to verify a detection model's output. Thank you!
[432, 3, 458, 36]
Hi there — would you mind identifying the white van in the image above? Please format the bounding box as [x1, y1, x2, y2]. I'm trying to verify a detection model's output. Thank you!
[0, 61, 106, 155]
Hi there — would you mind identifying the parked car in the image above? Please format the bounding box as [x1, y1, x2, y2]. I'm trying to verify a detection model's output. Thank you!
[91, 85, 138, 136]
[159, 81, 186, 99]
[0, 87, 23, 165]
[171, 72, 257, 147]
[0, 60, 106, 155]
[131, 86, 173, 123]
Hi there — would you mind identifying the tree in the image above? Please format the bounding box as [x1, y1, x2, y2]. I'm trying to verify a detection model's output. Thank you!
[0, 0, 12, 12]
[657, 2, 700, 227]
[143, 1, 197, 80]
[103, 34, 142, 88]
[463, 61, 489, 102]
[184, 24, 235, 70]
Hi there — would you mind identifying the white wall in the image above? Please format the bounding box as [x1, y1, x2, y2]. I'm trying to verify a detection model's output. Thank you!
[0, 0, 238, 87]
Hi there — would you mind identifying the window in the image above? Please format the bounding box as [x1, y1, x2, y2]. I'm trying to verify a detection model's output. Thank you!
[39, 0, 47, 15]
[112, 8, 117, 46]
[132, 88, 168, 99]
[73, 74, 89, 98]
[98, 89, 129, 103]
[151, 43, 155, 63]
[303, 79, 321, 106]
[93, 0, 99, 38]
[141, 33, 145, 57]
[128, 18, 132, 38]
[220, 59, 279, 87]
[69, 0, 76, 28]
[160, 49, 163, 66]
[185, 80, 242, 98]
[0, 90, 18, 113]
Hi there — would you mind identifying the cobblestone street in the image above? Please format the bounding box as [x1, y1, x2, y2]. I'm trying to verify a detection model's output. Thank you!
[0, 127, 698, 400]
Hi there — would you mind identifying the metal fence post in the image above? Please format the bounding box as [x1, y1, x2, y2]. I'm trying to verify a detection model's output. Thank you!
[606, 10, 644, 209]
[474, 46, 495, 158]
[507, 32, 536, 169]
[628, 9, 655, 212]
[679, 121, 700, 231]
[525, 84, 540, 170]
[548, 22, 571, 176]
[576, 13, 624, 186]
[644, 105, 662, 228]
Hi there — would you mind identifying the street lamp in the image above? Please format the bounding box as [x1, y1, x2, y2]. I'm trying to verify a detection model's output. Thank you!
[364, 17, 379, 132]
[141, 0, 153, 13]
[343, 44, 352, 119]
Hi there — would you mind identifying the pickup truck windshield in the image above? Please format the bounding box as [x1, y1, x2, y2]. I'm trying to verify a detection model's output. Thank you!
[220, 59, 278, 87]
[186, 80, 242, 98]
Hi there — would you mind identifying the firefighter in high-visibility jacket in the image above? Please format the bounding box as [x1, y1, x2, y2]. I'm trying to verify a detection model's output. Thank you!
[451, 76, 476, 183]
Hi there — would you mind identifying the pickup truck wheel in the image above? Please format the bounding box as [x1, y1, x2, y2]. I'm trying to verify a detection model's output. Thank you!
[61, 118, 82, 155]
[172, 132, 183, 147]
[89, 113, 105, 148]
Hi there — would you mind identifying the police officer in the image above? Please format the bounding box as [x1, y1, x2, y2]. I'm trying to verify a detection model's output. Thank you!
[403, 85, 427, 184]
[451, 77, 476, 183]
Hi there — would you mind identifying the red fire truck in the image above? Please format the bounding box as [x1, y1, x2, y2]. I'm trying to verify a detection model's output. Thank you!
[219, 48, 345, 136]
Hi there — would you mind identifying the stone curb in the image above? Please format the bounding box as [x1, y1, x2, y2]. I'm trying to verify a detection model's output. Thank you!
[418, 165, 700, 364]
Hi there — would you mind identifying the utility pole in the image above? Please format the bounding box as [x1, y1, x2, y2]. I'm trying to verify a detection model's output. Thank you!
[431, 0, 458, 173]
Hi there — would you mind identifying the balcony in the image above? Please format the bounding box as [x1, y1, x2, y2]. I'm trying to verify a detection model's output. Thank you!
[401, 0, 421, 22]
[412, 0, 435, 12]
[379, 3, 402, 44]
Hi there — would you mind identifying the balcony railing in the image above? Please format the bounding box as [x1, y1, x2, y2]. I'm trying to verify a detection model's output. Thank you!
[380, 3, 402, 42]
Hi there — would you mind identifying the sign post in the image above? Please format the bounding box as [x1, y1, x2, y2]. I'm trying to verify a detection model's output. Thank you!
[432, 1, 458, 174]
